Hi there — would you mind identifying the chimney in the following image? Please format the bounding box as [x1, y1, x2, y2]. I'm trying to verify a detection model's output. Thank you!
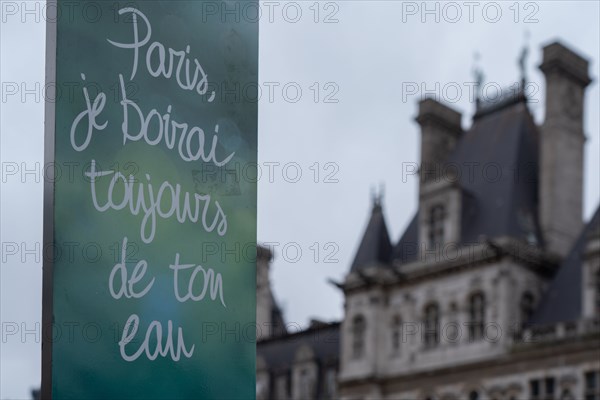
[416, 98, 463, 187]
[415, 98, 463, 252]
[256, 246, 273, 339]
[539, 42, 592, 257]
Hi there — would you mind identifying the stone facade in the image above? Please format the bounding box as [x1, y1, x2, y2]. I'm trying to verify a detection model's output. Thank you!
[256, 41, 600, 400]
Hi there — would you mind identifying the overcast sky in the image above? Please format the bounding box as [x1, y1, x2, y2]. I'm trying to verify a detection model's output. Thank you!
[1, 1, 599, 399]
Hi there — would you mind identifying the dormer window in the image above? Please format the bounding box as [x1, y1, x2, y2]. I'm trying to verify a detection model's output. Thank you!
[298, 369, 314, 400]
[428, 204, 446, 248]
[520, 292, 535, 329]
[352, 315, 366, 359]
[391, 315, 402, 354]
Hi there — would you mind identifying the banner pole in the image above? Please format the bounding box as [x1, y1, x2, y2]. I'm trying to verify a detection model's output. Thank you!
[42, 0, 57, 398]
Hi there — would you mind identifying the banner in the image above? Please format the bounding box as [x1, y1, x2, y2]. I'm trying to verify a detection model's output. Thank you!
[43, 1, 258, 398]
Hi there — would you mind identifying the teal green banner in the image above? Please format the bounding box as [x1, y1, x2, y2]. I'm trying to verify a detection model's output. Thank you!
[44, 1, 258, 398]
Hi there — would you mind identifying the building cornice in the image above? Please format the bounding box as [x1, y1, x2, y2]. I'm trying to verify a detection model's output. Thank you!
[339, 333, 599, 392]
[340, 237, 559, 295]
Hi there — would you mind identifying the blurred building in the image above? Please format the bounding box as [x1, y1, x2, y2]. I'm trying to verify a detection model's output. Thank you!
[257, 41, 600, 400]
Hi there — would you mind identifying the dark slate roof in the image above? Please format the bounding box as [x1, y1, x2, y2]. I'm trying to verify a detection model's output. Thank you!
[257, 322, 340, 372]
[391, 212, 419, 264]
[451, 96, 543, 245]
[350, 201, 393, 271]
[391, 96, 543, 264]
[529, 206, 600, 326]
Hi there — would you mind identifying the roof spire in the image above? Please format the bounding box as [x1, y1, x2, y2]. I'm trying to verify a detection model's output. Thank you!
[351, 187, 392, 272]
[370, 185, 377, 206]
[519, 30, 531, 89]
[371, 183, 385, 210]
[472, 51, 484, 107]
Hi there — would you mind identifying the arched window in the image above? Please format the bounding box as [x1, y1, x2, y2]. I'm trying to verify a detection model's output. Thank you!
[424, 303, 440, 348]
[391, 315, 402, 353]
[428, 204, 446, 248]
[520, 292, 535, 328]
[469, 292, 485, 341]
[298, 369, 315, 400]
[468, 391, 479, 400]
[446, 303, 460, 345]
[352, 315, 366, 359]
